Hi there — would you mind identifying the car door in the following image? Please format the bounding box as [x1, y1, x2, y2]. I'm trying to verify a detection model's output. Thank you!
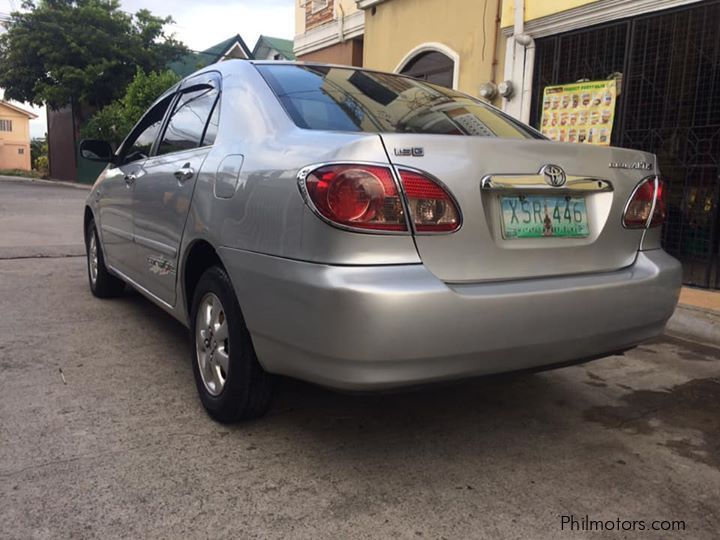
[132, 74, 221, 305]
[97, 94, 174, 279]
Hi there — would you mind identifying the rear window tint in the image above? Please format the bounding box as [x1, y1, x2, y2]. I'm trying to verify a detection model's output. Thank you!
[256, 64, 542, 139]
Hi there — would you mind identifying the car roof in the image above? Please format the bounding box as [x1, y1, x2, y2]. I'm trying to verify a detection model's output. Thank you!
[216, 59, 410, 81]
[249, 59, 356, 70]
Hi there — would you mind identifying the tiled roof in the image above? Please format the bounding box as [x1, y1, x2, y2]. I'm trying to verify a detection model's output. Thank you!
[252, 35, 295, 60]
[168, 34, 254, 78]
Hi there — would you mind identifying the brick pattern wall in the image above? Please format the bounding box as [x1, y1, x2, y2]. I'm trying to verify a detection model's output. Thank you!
[306, 0, 334, 30]
[297, 38, 363, 67]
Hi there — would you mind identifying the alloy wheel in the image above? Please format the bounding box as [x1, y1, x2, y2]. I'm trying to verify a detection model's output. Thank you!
[195, 292, 230, 396]
[88, 232, 98, 285]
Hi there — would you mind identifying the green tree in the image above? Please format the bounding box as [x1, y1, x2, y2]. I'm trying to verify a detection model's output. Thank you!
[0, 1, 187, 110]
[81, 68, 179, 146]
[30, 136, 49, 173]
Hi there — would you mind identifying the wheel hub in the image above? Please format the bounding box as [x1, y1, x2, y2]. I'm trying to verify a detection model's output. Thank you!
[88, 233, 98, 284]
[195, 293, 229, 396]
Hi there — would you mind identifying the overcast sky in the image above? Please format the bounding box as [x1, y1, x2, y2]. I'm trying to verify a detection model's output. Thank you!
[0, 0, 295, 138]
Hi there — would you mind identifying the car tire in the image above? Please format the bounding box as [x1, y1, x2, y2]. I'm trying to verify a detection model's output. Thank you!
[190, 266, 273, 422]
[85, 220, 125, 298]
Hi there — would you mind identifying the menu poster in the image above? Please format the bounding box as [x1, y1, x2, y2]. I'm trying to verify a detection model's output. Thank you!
[540, 80, 617, 146]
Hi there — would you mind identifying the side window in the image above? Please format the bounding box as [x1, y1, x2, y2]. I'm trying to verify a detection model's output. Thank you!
[121, 96, 173, 164]
[157, 86, 218, 156]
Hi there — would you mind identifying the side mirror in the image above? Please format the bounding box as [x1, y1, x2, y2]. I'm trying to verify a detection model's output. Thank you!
[79, 139, 115, 163]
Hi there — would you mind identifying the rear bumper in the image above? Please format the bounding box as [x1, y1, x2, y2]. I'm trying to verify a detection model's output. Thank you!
[220, 248, 682, 390]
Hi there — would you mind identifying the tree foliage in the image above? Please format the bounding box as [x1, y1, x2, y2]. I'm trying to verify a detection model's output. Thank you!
[81, 68, 179, 146]
[30, 137, 49, 173]
[0, 0, 187, 109]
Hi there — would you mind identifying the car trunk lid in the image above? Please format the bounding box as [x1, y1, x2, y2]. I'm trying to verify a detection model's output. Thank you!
[382, 134, 656, 282]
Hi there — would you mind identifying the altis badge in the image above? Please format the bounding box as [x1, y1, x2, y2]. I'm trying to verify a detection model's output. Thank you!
[394, 147, 424, 157]
[609, 161, 653, 171]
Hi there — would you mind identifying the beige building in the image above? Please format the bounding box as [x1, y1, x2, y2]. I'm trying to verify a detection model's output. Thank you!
[0, 100, 37, 171]
[294, 0, 502, 99]
[360, 0, 501, 96]
[294, 0, 364, 65]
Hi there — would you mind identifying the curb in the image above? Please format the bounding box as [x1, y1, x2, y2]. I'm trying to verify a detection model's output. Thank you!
[665, 304, 720, 349]
[0, 175, 91, 190]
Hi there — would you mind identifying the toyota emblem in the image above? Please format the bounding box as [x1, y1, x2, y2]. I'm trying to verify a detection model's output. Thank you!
[540, 164, 567, 187]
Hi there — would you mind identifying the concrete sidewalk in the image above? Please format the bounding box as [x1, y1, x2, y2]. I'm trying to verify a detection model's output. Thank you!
[666, 287, 720, 347]
[680, 287, 720, 313]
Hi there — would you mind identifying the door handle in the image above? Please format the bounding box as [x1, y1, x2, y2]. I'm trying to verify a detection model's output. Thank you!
[124, 174, 136, 185]
[174, 164, 195, 183]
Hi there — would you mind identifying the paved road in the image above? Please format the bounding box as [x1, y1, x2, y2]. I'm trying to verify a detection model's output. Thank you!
[0, 178, 87, 259]
[1, 179, 719, 539]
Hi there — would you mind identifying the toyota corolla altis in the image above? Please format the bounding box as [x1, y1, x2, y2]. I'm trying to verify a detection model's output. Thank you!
[81, 61, 681, 422]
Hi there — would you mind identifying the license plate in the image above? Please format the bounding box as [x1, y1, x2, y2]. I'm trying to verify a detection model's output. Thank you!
[500, 195, 589, 239]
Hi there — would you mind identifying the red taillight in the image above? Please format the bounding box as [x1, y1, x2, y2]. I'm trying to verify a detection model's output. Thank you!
[397, 169, 461, 233]
[302, 165, 407, 231]
[300, 163, 462, 234]
[623, 176, 666, 229]
[650, 178, 667, 227]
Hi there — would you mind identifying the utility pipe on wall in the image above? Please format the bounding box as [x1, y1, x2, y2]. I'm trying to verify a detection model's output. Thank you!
[490, 0, 503, 86]
[518, 36, 535, 125]
[337, 2, 346, 42]
[514, 0, 524, 37]
[511, 0, 535, 124]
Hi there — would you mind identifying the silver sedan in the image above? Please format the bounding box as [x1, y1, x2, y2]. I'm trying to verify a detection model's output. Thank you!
[81, 61, 682, 422]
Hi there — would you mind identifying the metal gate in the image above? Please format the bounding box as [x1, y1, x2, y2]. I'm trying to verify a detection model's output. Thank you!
[531, 1, 720, 288]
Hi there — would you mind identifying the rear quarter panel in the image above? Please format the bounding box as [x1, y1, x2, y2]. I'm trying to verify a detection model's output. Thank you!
[177, 63, 421, 321]
[182, 63, 419, 266]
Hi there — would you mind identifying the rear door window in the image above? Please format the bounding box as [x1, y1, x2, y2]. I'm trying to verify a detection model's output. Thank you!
[256, 64, 541, 139]
[157, 85, 219, 156]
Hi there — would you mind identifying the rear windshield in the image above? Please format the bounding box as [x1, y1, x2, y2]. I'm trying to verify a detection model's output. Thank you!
[256, 64, 541, 139]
